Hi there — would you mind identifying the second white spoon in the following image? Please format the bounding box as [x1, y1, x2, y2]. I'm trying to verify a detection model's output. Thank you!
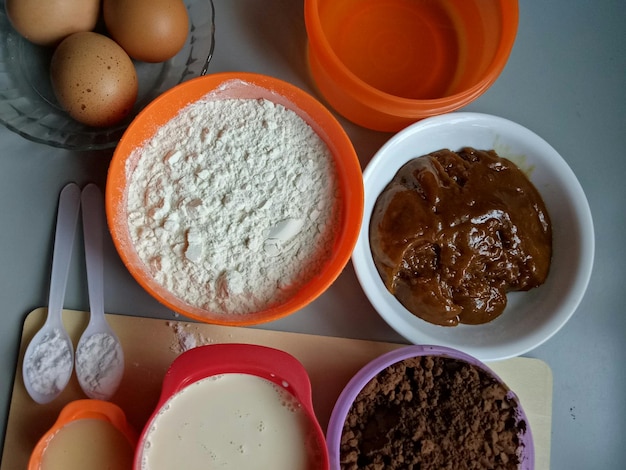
[75, 183, 124, 400]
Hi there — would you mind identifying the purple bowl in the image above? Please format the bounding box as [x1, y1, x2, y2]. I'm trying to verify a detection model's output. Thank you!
[326, 345, 534, 469]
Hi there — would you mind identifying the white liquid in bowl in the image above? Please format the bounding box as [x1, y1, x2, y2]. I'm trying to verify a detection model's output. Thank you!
[140, 373, 320, 469]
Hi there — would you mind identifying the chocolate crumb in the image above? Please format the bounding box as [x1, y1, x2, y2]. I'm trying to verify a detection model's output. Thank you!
[340, 356, 528, 469]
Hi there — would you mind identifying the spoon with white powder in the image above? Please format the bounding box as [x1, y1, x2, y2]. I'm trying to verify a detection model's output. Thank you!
[22, 183, 81, 404]
[75, 183, 124, 400]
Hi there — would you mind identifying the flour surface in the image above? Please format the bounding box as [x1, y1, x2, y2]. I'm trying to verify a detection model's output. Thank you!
[126, 97, 339, 315]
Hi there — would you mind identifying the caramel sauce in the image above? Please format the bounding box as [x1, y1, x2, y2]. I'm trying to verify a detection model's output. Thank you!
[370, 148, 552, 326]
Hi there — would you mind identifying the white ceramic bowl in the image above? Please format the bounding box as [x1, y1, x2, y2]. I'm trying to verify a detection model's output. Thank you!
[352, 112, 594, 361]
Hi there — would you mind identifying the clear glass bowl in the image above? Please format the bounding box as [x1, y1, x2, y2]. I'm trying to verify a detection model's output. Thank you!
[0, 0, 215, 151]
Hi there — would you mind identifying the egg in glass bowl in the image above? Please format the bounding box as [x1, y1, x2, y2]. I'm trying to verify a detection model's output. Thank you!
[0, 0, 215, 151]
[352, 112, 595, 362]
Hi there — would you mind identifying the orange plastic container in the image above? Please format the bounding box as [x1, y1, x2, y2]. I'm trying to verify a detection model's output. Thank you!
[28, 400, 137, 470]
[304, 0, 519, 132]
[106, 72, 364, 326]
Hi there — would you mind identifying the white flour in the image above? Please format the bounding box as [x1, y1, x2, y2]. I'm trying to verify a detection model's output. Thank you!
[75, 332, 124, 400]
[23, 328, 72, 396]
[126, 94, 339, 316]
[167, 321, 212, 354]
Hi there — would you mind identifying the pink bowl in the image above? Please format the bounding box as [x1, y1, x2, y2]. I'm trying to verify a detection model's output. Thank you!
[135, 343, 329, 469]
[326, 345, 534, 469]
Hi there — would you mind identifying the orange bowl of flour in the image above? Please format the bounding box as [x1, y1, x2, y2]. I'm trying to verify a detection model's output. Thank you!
[106, 72, 363, 326]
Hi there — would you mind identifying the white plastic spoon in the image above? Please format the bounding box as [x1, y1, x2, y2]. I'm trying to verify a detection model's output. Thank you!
[22, 182, 81, 404]
[75, 183, 124, 400]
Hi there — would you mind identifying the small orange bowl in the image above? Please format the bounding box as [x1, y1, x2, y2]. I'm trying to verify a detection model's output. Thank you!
[28, 400, 137, 470]
[106, 72, 363, 326]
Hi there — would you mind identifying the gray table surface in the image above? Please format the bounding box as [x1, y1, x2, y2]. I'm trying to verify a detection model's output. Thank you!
[1, 1, 625, 468]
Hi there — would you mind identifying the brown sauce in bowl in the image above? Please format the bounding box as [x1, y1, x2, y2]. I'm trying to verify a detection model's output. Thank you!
[369, 148, 552, 326]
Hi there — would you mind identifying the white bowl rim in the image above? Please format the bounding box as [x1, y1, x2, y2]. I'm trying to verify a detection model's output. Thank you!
[352, 112, 595, 362]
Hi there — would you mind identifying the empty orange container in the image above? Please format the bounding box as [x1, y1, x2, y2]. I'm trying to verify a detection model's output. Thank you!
[304, 0, 519, 132]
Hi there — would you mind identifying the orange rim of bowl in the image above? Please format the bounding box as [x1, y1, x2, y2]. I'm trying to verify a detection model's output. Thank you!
[28, 399, 138, 470]
[304, 0, 519, 118]
[106, 72, 364, 326]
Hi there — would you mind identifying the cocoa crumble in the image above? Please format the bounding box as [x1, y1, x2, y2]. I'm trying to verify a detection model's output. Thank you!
[340, 355, 528, 469]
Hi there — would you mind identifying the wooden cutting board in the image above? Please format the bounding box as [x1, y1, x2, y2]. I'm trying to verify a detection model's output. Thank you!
[1, 308, 553, 469]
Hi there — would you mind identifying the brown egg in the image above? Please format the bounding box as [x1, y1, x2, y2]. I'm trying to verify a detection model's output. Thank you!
[5, 0, 100, 47]
[103, 0, 189, 63]
[50, 32, 138, 128]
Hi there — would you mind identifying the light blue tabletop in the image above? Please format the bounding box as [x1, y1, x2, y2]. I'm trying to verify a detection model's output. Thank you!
[1, 1, 625, 468]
